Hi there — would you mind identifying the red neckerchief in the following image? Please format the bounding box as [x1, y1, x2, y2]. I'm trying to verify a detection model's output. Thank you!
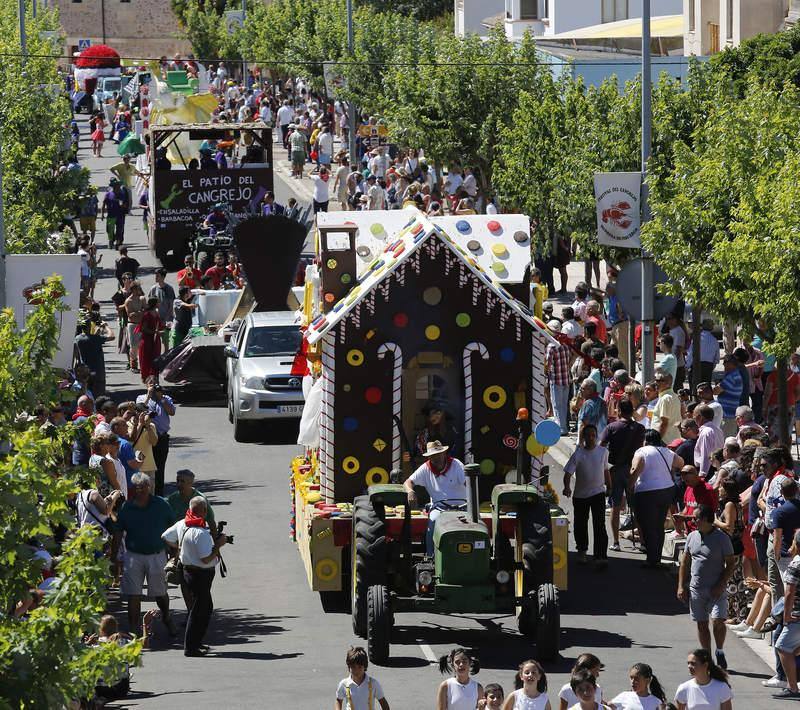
[72, 407, 93, 421]
[185, 510, 206, 528]
[427, 456, 453, 478]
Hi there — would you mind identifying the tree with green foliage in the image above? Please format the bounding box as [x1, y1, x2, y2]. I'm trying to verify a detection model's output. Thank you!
[382, 28, 541, 200]
[359, 0, 449, 21]
[0, 0, 89, 254]
[0, 280, 140, 706]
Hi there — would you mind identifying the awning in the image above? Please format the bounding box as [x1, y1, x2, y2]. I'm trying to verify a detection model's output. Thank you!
[546, 14, 682, 40]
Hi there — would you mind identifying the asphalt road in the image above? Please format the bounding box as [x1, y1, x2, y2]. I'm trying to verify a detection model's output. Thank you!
[75, 116, 773, 709]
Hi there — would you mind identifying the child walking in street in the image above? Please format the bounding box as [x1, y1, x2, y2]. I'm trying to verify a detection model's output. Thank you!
[437, 647, 484, 709]
[480, 683, 505, 709]
[502, 659, 550, 709]
[335, 646, 390, 710]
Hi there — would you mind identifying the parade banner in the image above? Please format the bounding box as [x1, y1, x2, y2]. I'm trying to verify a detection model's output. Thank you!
[5, 254, 81, 370]
[593, 171, 642, 249]
[153, 167, 275, 235]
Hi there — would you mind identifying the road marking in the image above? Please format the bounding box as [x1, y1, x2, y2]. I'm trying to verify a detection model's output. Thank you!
[417, 641, 438, 664]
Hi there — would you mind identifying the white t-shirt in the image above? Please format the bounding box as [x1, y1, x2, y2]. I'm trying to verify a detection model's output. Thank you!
[632, 445, 675, 493]
[445, 677, 479, 709]
[564, 445, 609, 499]
[708, 401, 724, 429]
[336, 674, 385, 710]
[669, 325, 686, 367]
[313, 175, 330, 203]
[105, 454, 128, 498]
[508, 688, 549, 709]
[609, 690, 662, 710]
[462, 173, 477, 197]
[673, 678, 732, 709]
[560, 683, 602, 707]
[277, 104, 294, 126]
[162, 520, 218, 568]
[444, 172, 463, 195]
[562, 319, 583, 340]
[317, 132, 334, 157]
[408, 458, 467, 505]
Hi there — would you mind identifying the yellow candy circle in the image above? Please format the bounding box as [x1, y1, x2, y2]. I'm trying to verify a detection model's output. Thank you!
[343, 456, 360, 474]
[483, 385, 507, 410]
[553, 547, 567, 570]
[526, 434, 547, 457]
[425, 325, 441, 341]
[315, 558, 339, 581]
[326, 258, 338, 269]
[491, 243, 508, 257]
[346, 349, 364, 367]
[366, 467, 389, 485]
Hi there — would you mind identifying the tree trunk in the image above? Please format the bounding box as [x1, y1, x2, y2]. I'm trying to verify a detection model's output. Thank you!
[778, 358, 790, 448]
[690, 303, 703, 393]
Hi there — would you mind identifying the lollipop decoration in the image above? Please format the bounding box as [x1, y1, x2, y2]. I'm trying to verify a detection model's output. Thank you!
[377, 342, 403, 471]
[463, 342, 489, 461]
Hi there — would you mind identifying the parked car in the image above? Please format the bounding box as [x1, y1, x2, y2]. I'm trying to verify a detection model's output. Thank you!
[92, 76, 125, 112]
[225, 311, 305, 441]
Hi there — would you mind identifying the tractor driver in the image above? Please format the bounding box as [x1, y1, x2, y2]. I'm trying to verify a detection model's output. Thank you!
[403, 440, 467, 557]
[202, 203, 229, 235]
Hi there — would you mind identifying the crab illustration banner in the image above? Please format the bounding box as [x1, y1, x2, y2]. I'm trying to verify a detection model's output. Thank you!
[594, 172, 642, 249]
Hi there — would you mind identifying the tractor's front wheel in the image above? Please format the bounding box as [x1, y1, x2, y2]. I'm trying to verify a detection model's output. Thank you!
[351, 496, 386, 638]
[521, 499, 554, 592]
[535, 582, 560, 661]
[367, 584, 392, 665]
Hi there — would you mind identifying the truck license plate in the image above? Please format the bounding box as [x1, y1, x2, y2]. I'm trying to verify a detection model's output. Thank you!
[278, 405, 303, 414]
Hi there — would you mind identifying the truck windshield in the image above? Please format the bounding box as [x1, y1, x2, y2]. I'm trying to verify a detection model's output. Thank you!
[103, 79, 121, 91]
[244, 326, 302, 357]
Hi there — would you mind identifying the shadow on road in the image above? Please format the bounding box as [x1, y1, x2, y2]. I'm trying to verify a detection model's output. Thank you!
[204, 608, 295, 647]
[108, 688, 202, 707]
[210, 650, 304, 661]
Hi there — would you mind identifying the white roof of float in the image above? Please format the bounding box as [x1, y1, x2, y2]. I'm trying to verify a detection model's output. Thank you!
[314, 210, 532, 283]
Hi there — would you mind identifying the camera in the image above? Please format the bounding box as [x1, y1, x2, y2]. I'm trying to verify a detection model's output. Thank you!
[217, 520, 234, 544]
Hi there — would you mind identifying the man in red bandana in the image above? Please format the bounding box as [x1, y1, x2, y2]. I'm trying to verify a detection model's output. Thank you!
[161, 496, 227, 657]
[404, 440, 467, 556]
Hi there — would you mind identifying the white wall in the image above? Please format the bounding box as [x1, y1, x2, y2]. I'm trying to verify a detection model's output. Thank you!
[455, 0, 505, 37]
[506, 0, 684, 39]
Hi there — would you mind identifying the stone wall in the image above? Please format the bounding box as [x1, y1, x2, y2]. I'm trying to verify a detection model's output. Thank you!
[55, 0, 190, 58]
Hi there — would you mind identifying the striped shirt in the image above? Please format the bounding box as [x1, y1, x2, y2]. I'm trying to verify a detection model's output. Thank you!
[546, 343, 572, 387]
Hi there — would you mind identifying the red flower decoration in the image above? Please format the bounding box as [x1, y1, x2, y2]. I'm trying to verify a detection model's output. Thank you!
[75, 44, 121, 69]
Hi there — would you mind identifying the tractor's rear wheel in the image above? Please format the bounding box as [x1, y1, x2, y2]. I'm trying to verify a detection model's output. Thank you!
[521, 499, 554, 592]
[351, 496, 386, 638]
[535, 583, 560, 661]
[367, 584, 392, 665]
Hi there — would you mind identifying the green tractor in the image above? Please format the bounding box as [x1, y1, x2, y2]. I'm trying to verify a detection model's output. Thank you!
[350, 416, 560, 665]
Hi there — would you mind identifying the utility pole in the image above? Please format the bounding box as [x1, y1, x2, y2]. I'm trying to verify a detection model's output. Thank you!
[32, 0, 36, 18]
[18, 0, 27, 59]
[640, 0, 655, 383]
[241, 0, 247, 87]
[346, 0, 357, 165]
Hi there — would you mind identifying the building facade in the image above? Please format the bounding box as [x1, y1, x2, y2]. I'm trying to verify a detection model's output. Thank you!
[684, 0, 789, 55]
[500, 0, 683, 40]
[54, 0, 190, 59]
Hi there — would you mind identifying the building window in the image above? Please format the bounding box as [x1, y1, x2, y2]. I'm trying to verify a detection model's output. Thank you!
[726, 0, 734, 39]
[602, 0, 628, 23]
[543, 0, 549, 19]
[520, 0, 538, 20]
[689, 0, 696, 32]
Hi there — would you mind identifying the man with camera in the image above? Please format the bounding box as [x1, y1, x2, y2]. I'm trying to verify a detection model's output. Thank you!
[162, 496, 228, 657]
[136, 377, 176, 496]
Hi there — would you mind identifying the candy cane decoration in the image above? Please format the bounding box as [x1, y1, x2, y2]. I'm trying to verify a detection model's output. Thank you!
[463, 342, 489, 463]
[378, 342, 403, 471]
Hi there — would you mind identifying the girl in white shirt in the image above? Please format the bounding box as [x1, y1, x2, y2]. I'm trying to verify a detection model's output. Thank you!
[674, 649, 732, 710]
[560, 654, 604, 710]
[437, 648, 484, 710]
[609, 663, 666, 710]
[501, 659, 550, 710]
